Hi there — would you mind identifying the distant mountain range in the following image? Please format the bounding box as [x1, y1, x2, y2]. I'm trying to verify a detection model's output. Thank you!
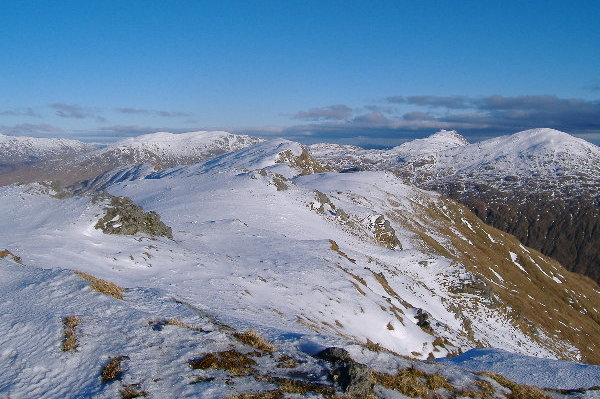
[1, 129, 599, 397]
[0, 131, 263, 186]
[311, 128, 600, 283]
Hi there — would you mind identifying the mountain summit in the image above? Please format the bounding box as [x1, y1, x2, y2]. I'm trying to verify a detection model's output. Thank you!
[392, 129, 470, 156]
[311, 128, 600, 283]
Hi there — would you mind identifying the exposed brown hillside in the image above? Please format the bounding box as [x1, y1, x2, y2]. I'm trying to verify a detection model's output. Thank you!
[431, 183, 600, 284]
[385, 194, 600, 364]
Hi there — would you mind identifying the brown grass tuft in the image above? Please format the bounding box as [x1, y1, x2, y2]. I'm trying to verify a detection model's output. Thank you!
[479, 371, 553, 399]
[0, 249, 22, 263]
[336, 263, 366, 285]
[120, 384, 148, 398]
[373, 367, 459, 398]
[276, 354, 298, 368]
[373, 367, 429, 397]
[101, 356, 129, 383]
[351, 281, 366, 295]
[62, 316, 81, 352]
[148, 318, 204, 332]
[370, 270, 399, 297]
[233, 329, 275, 352]
[255, 375, 336, 395]
[364, 338, 384, 352]
[188, 350, 257, 376]
[226, 392, 284, 399]
[74, 270, 126, 300]
[474, 379, 496, 397]
[425, 373, 453, 392]
[329, 239, 356, 263]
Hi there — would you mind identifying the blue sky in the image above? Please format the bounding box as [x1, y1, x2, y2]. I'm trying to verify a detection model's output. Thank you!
[1, 1, 599, 146]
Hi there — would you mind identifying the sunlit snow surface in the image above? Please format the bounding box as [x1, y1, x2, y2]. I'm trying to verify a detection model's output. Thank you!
[436, 348, 600, 390]
[1, 137, 599, 398]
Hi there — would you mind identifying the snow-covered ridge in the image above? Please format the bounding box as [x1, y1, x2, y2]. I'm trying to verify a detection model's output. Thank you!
[0, 133, 95, 163]
[410, 128, 600, 177]
[78, 139, 327, 191]
[86, 130, 265, 170]
[0, 130, 265, 186]
[311, 128, 600, 191]
[108, 130, 263, 156]
[391, 129, 470, 156]
[2, 134, 600, 397]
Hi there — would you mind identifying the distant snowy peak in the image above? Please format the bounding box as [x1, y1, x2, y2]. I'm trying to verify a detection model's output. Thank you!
[111, 130, 262, 153]
[99, 130, 264, 168]
[0, 130, 266, 186]
[468, 128, 597, 159]
[151, 138, 329, 180]
[393, 129, 470, 156]
[0, 133, 95, 163]
[310, 127, 600, 193]
[422, 128, 600, 180]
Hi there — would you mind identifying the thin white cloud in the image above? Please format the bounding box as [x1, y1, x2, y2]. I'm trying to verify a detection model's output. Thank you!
[293, 104, 353, 121]
[115, 108, 193, 117]
[0, 108, 40, 117]
[50, 103, 105, 122]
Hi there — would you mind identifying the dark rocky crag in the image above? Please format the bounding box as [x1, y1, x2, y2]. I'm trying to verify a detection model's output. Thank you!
[95, 195, 173, 239]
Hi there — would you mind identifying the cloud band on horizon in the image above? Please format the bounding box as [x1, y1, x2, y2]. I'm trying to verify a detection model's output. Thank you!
[1, 94, 599, 147]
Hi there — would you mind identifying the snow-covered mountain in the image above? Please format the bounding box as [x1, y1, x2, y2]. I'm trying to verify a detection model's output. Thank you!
[311, 128, 600, 283]
[394, 128, 600, 191]
[0, 133, 96, 185]
[95, 130, 265, 169]
[0, 133, 95, 163]
[1, 138, 599, 398]
[0, 130, 263, 186]
[312, 128, 599, 189]
[309, 129, 470, 173]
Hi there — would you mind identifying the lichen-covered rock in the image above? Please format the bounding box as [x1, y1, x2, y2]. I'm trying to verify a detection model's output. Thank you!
[312, 190, 336, 215]
[276, 149, 329, 176]
[95, 196, 173, 239]
[311, 191, 353, 226]
[415, 308, 431, 330]
[370, 215, 402, 250]
[315, 347, 374, 397]
[271, 173, 289, 191]
[253, 169, 291, 191]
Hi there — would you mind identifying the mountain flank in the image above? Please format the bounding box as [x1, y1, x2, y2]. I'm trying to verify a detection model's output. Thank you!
[311, 128, 600, 283]
[1, 132, 599, 397]
[0, 130, 263, 186]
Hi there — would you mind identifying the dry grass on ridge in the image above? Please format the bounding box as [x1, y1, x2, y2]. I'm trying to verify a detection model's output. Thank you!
[62, 315, 81, 352]
[74, 270, 126, 300]
[232, 329, 275, 352]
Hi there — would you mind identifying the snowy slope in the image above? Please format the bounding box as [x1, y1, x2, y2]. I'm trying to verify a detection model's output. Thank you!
[1, 138, 600, 397]
[0, 130, 263, 186]
[397, 128, 600, 189]
[0, 133, 95, 164]
[310, 128, 600, 284]
[98, 130, 265, 168]
[436, 348, 600, 390]
[311, 128, 600, 194]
